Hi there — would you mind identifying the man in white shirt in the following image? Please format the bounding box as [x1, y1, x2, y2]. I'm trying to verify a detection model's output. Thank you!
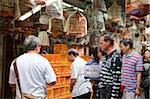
[67, 48, 92, 99]
[9, 35, 56, 99]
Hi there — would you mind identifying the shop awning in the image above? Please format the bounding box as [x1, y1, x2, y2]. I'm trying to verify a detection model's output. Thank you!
[126, 1, 150, 18]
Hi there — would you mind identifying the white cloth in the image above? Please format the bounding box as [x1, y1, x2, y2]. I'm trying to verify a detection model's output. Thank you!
[39, 15, 50, 24]
[71, 56, 92, 97]
[9, 53, 56, 99]
[45, 0, 63, 19]
[38, 31, 50, 46]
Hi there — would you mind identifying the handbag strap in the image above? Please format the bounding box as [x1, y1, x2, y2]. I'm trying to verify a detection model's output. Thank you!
[13, 59, 22, 94]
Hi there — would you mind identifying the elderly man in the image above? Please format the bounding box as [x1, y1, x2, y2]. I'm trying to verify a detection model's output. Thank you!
[98, 33, 122, 99]
[9, 35, 56, 99]
[67, 48, 92, 99]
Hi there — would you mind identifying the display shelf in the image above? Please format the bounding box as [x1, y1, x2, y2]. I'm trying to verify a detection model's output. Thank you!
[47, 85, 71, 99]
[43, 54, 91, 99]
[48, 94, 71, 99]
[54, 44, 68, 54]
[47, 85, 69, 90]
[59, 94, 72, 99]
[57, 74, 71, 78]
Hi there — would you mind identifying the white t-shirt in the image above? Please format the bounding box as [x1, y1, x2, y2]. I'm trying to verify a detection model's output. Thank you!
[9, 53, 56, 99]
[71, 56, 92, 97]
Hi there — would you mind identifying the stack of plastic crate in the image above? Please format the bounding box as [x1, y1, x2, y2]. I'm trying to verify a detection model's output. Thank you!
[53, 44, 68, 54]
[43, 54, 72, 99]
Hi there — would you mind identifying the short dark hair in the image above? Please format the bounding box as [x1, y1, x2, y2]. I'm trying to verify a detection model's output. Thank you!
[92, 47, 99, 63]
[92, 47, 104, 63]
[67, 48, 79, 57]
[144, 49, 150, 54]
[101, 33, 114, 46]
[120, 39, 133, 49]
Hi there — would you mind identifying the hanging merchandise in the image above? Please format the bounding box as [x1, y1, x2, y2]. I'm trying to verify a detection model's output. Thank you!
[64, 11, 87, 38]
[112, 33, 121, 52]
[129, 21, 137, 39]
[38, 31, 50, 46]
[39, 15, 51, 24]
[45, 0, 63, 19]
[107, 0, 124, 26]
[141, 0, 150, 4]
[86, 9, 105, 47]
[134, 32, 141, 53]
[24, 0, 45, 6]
[94, 11, 105, 32]
[126, 15, 133, 27]
[130, 21, 141, 53]
[15, 0, 21, 18]
[145, 14, 150, 47]
[130, 21, 137, 33]
[93, 0, 107, 12]
[87, 11, 105, 33]
[87, 17, 100, 47]
[130, 0, 137, 3]
[24, 0, 63, 19]
[25, 0, 57, 6]
[145, 14, 150, 34]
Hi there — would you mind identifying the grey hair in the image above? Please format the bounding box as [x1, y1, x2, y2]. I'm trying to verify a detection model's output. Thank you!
[24, 35, 40, 50]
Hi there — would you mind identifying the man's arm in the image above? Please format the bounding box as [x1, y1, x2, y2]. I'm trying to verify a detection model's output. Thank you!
[135, 72, 142, 95]
[70, 61, 79, 92]
[9, 84, 16, 92]
[9, 60, 17, 92]
[70, 78, 76, 92]
[135, 55, 143, 95]
[44, 60, 56, 85]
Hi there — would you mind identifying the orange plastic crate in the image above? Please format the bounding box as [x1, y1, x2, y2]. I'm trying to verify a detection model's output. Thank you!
[47, 88, 53, 99]
[53, 88, 60, 97]
[54, 44, 68, 54]
[53, 66, 60, 76]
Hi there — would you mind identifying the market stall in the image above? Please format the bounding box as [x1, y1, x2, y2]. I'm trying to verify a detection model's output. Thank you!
[0, 0, 150, 99]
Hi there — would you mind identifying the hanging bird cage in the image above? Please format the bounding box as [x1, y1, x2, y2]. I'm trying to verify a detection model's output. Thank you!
[64, 11, 87, 38]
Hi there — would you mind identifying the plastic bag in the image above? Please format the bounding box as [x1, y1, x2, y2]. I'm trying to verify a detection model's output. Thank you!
[24, 0, 63, 19]
[45, 0, 63, 19]
[85, 60, 102, 80]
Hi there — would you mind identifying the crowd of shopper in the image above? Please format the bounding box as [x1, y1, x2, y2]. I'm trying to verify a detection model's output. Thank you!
[8, 33, 149, 99]
[68, 33, 149, 99]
